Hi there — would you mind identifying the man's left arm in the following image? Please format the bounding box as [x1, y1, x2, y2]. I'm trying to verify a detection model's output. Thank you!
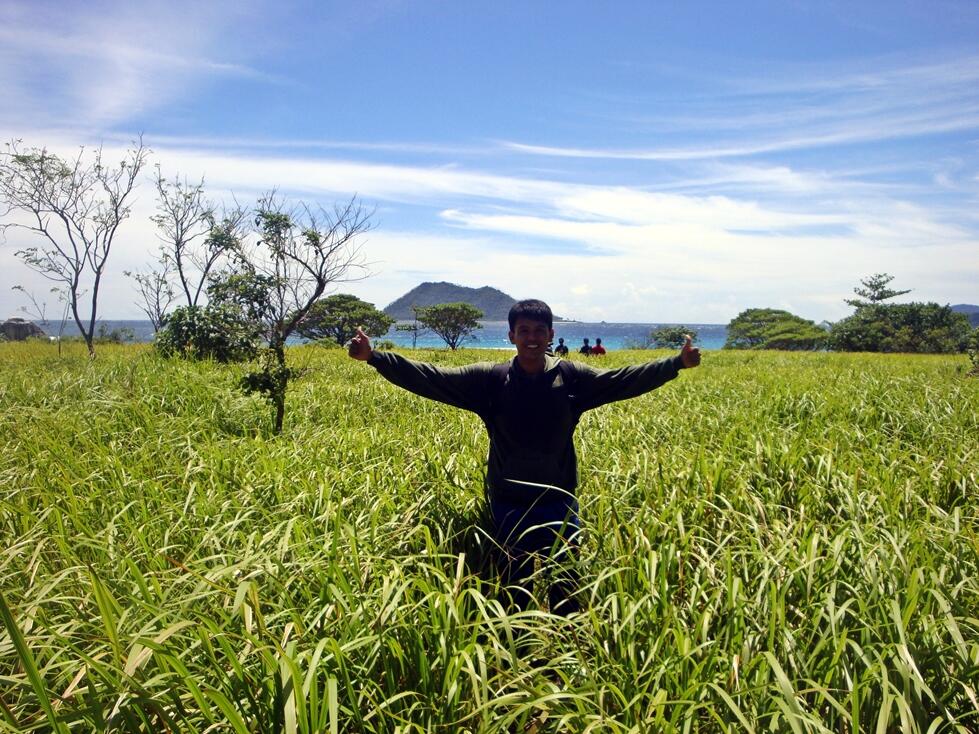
[573, 335, 700, 411]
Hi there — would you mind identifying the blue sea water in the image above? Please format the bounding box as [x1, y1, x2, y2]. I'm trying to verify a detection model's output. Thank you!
[40, 319, 728, 351]
[384, 321, 727, 351]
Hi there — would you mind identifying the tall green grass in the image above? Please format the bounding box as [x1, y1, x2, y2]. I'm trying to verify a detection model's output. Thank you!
[1, 342, 977, 732]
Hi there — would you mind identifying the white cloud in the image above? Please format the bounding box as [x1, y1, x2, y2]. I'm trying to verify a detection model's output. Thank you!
[504, 56, 979, 162]
[1, 134, 977, 324]
[0, 0, 276, 130]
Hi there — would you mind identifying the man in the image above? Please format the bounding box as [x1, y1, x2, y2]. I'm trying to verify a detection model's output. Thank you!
[579, 338, 592, 356]
[553, 337, 569, 357]
[591, 338, 606, 355]
[348, 299, 700, 614]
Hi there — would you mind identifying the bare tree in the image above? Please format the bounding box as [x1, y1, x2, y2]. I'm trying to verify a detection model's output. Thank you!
[151, 168, 246, 308]
[0, 138, 150, 358]
[125, 254, 176, 331]
[11, 284, 49, 326]
[214, 192, 373, 433]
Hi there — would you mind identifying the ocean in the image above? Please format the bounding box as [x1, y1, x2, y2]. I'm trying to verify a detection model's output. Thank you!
[35, 320, 729, 351]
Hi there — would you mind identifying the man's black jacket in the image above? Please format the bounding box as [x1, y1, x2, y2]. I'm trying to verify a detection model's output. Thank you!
[368, 352, 684, 503]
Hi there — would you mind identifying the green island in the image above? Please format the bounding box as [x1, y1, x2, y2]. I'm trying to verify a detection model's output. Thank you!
[1, 341, 977, 732]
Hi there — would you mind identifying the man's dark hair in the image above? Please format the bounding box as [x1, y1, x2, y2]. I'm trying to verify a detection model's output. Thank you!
[508, 299, 552, 329]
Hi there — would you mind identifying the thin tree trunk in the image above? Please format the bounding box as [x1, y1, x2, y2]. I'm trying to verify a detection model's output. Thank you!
[272, 342, 287, 435]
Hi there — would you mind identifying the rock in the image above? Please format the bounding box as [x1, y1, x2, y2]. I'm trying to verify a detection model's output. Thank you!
[1, 318, 46, 341]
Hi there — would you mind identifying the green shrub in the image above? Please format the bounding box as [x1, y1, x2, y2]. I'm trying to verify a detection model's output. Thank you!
[155, 304, 260, 362]
[967, 328, 979, 374]
[648, 325, 697, 349]
[724, 308, 827, 350]
[95, 324, 135, 344]
[830, 303, 972, 353]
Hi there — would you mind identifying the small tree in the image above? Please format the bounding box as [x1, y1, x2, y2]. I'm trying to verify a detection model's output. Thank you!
[845, 273, 911, 308]
[724, 308, 826, 350]
[152, 169, 247, 308]
[125, 253, 176, 331]
[416, 302, 483, 350]
[223, 193, 373, 433]
[297, 293, 394, 346]
[648, 325, 697, 349]
[966, 328, 979, 375]
[395, 304, 425, 348]
[0, 138, 149, 358]
[11, 284, 49, 326]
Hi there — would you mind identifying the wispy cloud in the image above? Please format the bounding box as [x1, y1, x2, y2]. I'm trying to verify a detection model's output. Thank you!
[0, 0, 278, 129]
[505, 56, 979, 161]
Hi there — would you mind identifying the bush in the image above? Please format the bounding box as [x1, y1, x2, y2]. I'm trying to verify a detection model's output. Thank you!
[95, 325, 135, 344]
[155, 304, 260, 362]
[724, 308, 827, 350]
[648, 325, 697, 349]
[967, 328, 979, 375]
[830, 303, 972, 354]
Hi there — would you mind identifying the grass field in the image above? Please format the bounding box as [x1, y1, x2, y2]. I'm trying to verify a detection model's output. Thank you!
[1, 342, 977, 732]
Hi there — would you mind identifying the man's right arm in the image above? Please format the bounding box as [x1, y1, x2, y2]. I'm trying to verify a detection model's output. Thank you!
[348, 327, 489, 413]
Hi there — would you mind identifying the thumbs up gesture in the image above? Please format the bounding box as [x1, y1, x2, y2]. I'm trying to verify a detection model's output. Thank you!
[679, 334, 700, 369]
[348, 326, 373, 361]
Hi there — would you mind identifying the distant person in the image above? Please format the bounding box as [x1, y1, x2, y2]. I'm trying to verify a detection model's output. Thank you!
[554, 337, 569, 357]
[348, 299, 701, 615]
[579, 338, 592, 355]
[591, 338, 606, 355]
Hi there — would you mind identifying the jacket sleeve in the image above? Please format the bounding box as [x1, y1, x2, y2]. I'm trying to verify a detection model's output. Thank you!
[367, 350, 492, 414]
[569, 356, 684, 413]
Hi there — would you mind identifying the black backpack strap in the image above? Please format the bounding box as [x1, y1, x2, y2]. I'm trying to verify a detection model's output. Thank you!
[556, 359, 577, 394]
[482, 361, 511, 423]
[490, 361, 510, 386]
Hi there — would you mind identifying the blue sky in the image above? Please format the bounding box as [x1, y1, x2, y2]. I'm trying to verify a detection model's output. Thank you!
[1, 0, 978, 323]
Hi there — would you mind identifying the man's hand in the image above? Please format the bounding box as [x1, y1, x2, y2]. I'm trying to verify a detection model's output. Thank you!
[679, 335, 700, 369]
[348, 326, 373, 361]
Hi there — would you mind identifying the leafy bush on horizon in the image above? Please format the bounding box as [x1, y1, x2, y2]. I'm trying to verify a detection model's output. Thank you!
[830, 302, 972, 353]
[724, 308, 827, 350]
[648, 325, 698, 349]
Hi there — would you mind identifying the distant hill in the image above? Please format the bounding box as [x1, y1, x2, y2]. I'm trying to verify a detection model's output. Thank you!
[384, 282, 519, 320]
[951, 304, 979, 328]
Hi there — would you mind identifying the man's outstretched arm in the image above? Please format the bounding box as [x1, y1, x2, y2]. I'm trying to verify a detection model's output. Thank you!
[572, 335, 700, 412]
[348, 327, 490, 413]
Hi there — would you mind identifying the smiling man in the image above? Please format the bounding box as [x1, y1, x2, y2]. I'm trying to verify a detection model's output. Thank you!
[349, 298, 700, 614]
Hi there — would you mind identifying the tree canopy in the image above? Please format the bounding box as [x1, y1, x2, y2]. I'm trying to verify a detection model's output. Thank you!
[830, 302, 971, 353]
[830, 274, 971, 354]
[724, 308, 827, 350]
[415, 302, 483, 350]
[648, 325, 697, 349]
[297, 293, 394, 346]
[845, 273, 911, 308]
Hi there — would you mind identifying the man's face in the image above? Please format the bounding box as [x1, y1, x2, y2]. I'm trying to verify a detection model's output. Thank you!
[509, 317, 554, 360]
